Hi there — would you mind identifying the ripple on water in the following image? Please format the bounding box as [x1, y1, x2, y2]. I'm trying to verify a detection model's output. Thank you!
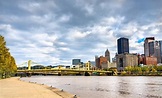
[118, 90, 130, 95]
[146, 94, 162, 98]
[146, 83, 162, 85]
[94, 88, 110, 92]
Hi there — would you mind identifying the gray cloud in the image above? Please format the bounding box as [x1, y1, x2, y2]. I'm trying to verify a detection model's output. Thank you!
[0, 0, 162, 65]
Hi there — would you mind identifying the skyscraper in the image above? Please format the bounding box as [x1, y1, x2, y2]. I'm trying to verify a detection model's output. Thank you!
[149, 41, 161, 63]
[117, 37, 129, 54]
[160, 41, 162, 63]
[105, 49, 110, 62]
[144, 37, 155, 56]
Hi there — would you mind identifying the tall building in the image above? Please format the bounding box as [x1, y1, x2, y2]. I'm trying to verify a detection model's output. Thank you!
[72, 59, 81, 65]
[144, 37, 155, 56]
[149, 41, 161, 63]
[117, 37, 129, 54]
[160, 41, 162, 63]
[105, 49, 110, 62]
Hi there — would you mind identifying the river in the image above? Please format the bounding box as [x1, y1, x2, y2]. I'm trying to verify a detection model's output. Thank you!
[21, 76, 162, 98]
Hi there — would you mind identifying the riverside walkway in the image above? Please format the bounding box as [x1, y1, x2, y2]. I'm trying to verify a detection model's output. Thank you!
[0, 77, 74, 98]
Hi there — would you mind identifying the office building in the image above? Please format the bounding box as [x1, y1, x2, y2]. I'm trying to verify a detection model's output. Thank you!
[160, 41, 162, 63]
[117, 37, 129, 54]
[149, 41, 161, 63]
[72, 59, 81, 65]
[105, 49, 110, 62]
[144, 37, 155, 56]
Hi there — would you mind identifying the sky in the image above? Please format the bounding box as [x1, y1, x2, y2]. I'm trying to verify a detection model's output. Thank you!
[0, 0, 162, 66]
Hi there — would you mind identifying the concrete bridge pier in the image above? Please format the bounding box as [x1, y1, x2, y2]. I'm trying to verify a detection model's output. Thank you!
[58, 71, 63, 76]
[84, 72, 90, 76]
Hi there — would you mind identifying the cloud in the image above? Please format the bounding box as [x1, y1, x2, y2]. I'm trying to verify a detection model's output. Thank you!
[1, 0, 162, 65]
[59, 14, 72, 22]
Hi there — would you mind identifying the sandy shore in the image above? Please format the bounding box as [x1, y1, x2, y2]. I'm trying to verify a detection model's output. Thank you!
[0, 77, 76, 98]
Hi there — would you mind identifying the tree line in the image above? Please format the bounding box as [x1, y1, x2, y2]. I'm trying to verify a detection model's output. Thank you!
[122, 65, 162, 76]
[0, 35, 17, 79]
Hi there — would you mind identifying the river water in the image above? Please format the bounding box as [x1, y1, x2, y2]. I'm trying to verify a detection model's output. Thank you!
[21, 76, 162, 98]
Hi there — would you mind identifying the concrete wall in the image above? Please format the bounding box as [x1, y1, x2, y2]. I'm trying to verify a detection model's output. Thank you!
[116, 53, 138, 71]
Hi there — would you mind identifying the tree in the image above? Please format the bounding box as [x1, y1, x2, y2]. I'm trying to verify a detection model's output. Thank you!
[141, 66, 149, 75]
[124, 66, 132, 75]
[0, 35, 17, 78]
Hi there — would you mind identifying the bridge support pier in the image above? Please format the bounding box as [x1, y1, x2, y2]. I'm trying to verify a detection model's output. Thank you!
[84, 72, 90, 76]
[26, 72, 31, 77]
[58, 72, 63, 76]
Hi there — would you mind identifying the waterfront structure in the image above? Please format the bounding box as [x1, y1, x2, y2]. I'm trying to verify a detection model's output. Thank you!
[116, 53, 138, 71]
[72, 59, 81, 65]
[117, 37, 129, 54]
[105, 49, 110, 62]
[144, 37, 155, 56]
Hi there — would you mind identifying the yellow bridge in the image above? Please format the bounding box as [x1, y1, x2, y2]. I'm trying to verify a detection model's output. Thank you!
[17, 68, 113, 76]
[17, 60, 113, 76]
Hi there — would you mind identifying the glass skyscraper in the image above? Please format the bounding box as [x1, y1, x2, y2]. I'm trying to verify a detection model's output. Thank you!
[117, 37, 129, 54]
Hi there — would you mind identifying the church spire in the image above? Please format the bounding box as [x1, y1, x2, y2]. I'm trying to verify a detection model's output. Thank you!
[105, 49, 110, 62]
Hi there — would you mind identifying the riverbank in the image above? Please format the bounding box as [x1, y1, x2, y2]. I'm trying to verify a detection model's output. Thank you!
[0, 77, 75, 98]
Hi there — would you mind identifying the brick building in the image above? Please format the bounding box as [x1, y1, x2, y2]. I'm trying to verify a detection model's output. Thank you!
[143, 56, 157, 65]
[138, 54, 157, 65]
[95, 56, 108, 69]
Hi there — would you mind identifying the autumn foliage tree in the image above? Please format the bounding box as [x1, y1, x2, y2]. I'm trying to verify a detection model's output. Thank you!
[0, 35, 17, 78]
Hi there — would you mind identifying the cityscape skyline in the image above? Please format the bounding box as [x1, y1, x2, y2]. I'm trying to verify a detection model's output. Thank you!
[0, 0, 162, 65]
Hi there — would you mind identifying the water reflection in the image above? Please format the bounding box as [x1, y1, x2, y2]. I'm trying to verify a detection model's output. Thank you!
[21, 76, 162, 98]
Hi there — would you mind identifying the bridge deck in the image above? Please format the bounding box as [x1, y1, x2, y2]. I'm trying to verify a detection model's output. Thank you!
[17, 69, 112, 73]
